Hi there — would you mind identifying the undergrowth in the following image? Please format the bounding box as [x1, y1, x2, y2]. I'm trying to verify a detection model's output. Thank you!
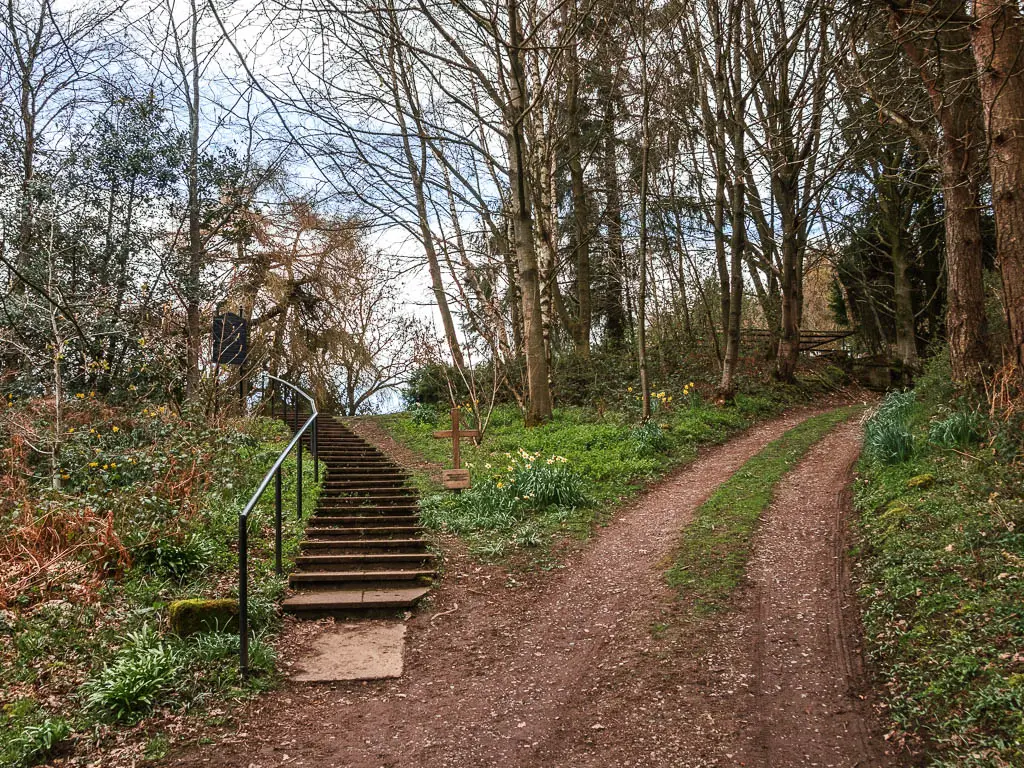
[666, 406, 859, 611]
[0, 398, 317, 766]
[386, 377, 838, 558]
[853, 363, 1024, 767]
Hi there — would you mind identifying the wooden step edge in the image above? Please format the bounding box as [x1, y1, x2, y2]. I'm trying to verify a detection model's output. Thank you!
[300, 537, 428, 548]
[281, 586, 430, 611]
[289, 569, 436, 582]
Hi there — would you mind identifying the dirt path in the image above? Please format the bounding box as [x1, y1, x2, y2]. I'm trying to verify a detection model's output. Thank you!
[170, 409, 895, 768]
[724, 417, 895, 767]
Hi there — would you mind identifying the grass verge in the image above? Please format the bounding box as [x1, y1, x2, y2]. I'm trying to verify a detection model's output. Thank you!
[853, 383, 1024, 767]
[381, 381, 831, 559]
[666, 406, 859, 612]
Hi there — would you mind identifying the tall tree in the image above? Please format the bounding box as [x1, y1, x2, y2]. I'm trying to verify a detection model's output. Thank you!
[888, 0, 990, 382]
[971, 0, 1024, 374]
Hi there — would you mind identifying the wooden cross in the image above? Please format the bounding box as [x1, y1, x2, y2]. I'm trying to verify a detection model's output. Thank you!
[433, 407, 479, 490]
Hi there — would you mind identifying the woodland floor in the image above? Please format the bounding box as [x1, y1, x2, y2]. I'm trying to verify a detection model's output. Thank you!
[167, 408, 899, 768]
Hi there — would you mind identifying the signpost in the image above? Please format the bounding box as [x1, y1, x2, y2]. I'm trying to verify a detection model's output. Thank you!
[212, 311, 249, 366]
[212, 309, 249, 409]
[433, 407, 479, 491]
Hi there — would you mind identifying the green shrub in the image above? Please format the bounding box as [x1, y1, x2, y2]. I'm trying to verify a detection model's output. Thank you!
[407, 402, 441, 426]
[422, 449, 587, 553]
[133, 532, 215, 583]
[914, 350, 955, 411]
[629, 421, 670, 455]
[5, 717, 70, 767]
[876, 389, 917, 422]
[1, 698, 71, 768]
[929, 409, 985, 448]
[81, 626, 181, 723]
[865, 417, 915, 464]
[864, 391, 917, 464]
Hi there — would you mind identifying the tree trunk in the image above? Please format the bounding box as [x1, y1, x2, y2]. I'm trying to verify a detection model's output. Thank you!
[972, 0, 1024, 374]
[719, 5, 745, 399]
[892, 237, 919, 369]
[507, 0, 552, 425]
[893, 3, 989, 382]
[600, 70, 627, 346]
[566, 46, 592, 356]
[184, 0, 203, 400]
[637, 7, 651, 421]
[775, 199, 802, 382]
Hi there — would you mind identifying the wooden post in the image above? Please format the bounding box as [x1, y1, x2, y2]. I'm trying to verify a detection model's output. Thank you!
[433, 407, 479, 491]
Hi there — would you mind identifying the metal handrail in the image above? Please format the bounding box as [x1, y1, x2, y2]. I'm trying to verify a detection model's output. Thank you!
[238, 373, 319, 676]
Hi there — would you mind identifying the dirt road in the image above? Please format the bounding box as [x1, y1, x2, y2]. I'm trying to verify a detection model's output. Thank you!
[170, 410, 896, 768]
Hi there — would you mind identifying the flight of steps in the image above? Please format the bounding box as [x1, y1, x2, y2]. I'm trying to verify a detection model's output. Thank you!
[278, 413, 435, 615]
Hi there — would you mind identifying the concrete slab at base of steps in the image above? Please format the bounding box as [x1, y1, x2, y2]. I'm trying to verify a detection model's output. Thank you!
[289, 621, 407, 682]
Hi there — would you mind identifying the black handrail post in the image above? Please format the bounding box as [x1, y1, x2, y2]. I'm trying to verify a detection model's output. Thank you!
[236, 375, 317, 675]
[239, 514, 249, 678]
[274, 466, 283, 575]
[313, 415, 319, 481]
[296, 429, 304, 521]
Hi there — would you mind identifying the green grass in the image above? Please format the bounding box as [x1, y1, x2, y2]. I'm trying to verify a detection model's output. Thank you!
[381, 381, 826, 558]
[0, 404, 319, 766]
[666, 406, 860, 612]
[853, 391, 1024, 767]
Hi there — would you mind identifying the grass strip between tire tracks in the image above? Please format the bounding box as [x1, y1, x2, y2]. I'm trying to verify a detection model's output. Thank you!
[667, 405, 861, 612]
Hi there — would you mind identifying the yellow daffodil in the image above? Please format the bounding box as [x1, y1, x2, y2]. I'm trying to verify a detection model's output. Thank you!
[88, 461, 98, 467]
[111, 426, 119, 433]
[76, 393, 85, 399]
[109, 462, 117, 468]
[496, 481, 504, 488]
[61, 473, 70, 480]
[67, 427, 74, 433]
